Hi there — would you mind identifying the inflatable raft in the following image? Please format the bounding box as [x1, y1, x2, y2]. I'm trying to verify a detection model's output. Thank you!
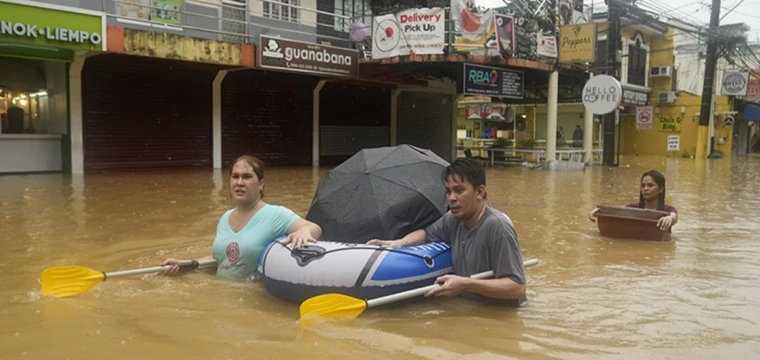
[258, 236, 453, 303]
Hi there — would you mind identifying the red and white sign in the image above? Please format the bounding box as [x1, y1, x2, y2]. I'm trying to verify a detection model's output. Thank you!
[372, 8, 445, 59]
[537, 33, 557, 58]
[465, 104, 505, 119]
[744, 79, 760, 101]
[636, 106, 654, 130]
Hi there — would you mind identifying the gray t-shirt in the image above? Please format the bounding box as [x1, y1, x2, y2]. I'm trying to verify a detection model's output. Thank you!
[424, 205, 526, 307]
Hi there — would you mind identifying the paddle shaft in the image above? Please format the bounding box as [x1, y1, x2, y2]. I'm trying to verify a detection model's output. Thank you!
[366, 258, 539, 308]
[103, 259, 217, 280]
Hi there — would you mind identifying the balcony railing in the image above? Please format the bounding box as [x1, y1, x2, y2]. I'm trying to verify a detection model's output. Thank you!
[92, 0, 549, 62]
[102, 0, 354, 46]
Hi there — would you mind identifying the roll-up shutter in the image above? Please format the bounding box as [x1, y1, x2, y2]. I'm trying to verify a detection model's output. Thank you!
[82, 54, 216, 172]
[221, 70, 320, 167]
[319, 83, 391, 163]
[396, 92, 453, 161]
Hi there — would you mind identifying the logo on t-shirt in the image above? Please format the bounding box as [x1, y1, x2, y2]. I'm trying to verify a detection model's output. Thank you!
[226, 242, 240, 263]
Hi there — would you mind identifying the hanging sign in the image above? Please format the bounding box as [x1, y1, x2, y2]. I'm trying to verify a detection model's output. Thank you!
[494, 14, 515, 58]
[558, 22, 595, 63]
[636, 106, 653, 130]
[537, 33, 557, 58]
[582, 75, 622, 115]
[721, 72, 749, 96]
[371, 8, 445, 59]
[622, 87, 649, 106]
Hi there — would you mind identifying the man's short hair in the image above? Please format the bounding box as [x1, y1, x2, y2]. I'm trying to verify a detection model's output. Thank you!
[442, 158, 487, 198]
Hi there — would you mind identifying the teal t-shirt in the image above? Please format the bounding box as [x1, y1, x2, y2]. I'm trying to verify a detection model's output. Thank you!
[212, 204, 299, 280]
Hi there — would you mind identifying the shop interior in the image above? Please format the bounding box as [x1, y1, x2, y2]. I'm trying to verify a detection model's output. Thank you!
[456, 96, 603, 162]
[0, 56, 67, 135]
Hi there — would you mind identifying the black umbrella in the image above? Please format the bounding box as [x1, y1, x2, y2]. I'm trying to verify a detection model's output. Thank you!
[306, 144, 451, 244]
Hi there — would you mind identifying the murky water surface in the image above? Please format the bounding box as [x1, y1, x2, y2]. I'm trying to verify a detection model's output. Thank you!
[2, 156, 760, 359]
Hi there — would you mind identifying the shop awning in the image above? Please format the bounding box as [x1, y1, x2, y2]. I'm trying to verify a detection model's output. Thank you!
[745, 102, 760, 121]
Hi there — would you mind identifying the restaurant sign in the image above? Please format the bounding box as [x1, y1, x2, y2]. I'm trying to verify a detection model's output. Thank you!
[259, 35, 359, 77]
[0, 0, 106, 51]
[622, 86, 649, 106]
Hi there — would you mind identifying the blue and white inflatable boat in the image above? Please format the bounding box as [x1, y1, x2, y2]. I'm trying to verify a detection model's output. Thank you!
[258, 237, 453, 303]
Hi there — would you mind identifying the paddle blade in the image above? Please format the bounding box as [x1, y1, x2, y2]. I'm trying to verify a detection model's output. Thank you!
[40, 266, 106, 298]
[299, 293, 368, 319]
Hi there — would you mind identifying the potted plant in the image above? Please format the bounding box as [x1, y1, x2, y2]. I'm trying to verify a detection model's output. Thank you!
[517, 138, 536, 149]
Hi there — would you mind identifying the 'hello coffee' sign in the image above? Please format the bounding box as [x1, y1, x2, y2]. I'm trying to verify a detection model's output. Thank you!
[582, 75, 622, 115]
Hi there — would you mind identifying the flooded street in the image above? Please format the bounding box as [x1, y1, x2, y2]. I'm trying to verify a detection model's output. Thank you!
[2, 156, 760, 359]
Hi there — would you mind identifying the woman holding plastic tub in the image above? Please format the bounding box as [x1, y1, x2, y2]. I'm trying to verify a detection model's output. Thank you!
[158, 155, 322, 280]
[589, 170, 678, 232]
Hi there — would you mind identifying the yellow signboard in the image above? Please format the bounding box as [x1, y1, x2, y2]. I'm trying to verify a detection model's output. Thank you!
[657, 115, 682, 132]
[558, 23, 596, 63]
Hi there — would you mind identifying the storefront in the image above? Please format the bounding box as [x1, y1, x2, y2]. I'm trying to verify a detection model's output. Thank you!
[0, 0, 105, 173]
[456, 63, 524, 158]
[239, 35, 392, 166]
[618, 83, 651, 155]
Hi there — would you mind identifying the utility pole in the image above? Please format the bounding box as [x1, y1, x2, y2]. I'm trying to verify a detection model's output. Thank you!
[696, 0, 722, 159]
[603, 0, 622, 166]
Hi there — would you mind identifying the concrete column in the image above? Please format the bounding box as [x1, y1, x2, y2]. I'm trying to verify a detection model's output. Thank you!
[390, 89, 401, 146]
[452, 94, 463, 161]
[545, 71, 559, 163]
[69, 54, 87, 175]
[312, 80, 327, 166]
[212, 70, 228, 170]
[707, 74, 718, 157]
[583, 72, 594, 163]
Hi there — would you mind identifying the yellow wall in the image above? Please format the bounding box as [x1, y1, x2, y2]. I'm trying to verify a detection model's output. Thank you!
[621, 95, 734, 158]
[592, 23, 737, 158]
[648, 28, 675, 93]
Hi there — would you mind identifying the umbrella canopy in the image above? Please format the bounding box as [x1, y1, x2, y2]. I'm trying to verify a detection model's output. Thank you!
[306, 144, 450, 244]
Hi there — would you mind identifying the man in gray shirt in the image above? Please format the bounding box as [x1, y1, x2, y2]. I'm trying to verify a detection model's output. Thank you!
[368, 158, 527, 307]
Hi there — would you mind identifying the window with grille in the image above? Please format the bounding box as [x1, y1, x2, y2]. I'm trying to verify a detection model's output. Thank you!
[334, 0, 372, 32]
[627, 42, 648, 87]
[263, 0, 300, 23]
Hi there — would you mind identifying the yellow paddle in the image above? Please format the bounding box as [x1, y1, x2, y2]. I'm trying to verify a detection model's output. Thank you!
[299, 258, 540, 319]
[40, 259, 217, 298]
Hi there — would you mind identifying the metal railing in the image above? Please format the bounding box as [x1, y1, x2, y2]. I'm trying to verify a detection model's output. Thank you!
[99, 0, 515, 56]
[103, 0, 355, 46]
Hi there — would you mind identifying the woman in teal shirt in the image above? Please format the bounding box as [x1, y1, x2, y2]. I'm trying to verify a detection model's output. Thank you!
[159, 155, 322, 280]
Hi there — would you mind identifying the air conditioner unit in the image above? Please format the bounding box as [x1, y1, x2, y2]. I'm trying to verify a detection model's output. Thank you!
[658, 91, 676, 104]
[650, 66, 673, 78]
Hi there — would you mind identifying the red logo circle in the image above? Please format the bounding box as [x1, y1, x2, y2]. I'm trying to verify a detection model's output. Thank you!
[226, 242, 240, 263]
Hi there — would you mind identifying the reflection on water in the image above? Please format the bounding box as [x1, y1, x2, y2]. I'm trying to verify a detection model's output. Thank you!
[2, 156, 760, 359]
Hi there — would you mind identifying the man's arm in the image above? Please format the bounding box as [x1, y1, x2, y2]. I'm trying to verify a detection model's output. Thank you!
[366, 229, 429, 248]
[368, 213, 450, 247]
[464, 277, 525, 300]
[425, 216, 526, 300]
[396, 229, 429, 247]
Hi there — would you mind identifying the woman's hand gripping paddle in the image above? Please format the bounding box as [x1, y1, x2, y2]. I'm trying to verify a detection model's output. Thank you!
[299, 258, 540, 320]
[40, 259, 217, 298]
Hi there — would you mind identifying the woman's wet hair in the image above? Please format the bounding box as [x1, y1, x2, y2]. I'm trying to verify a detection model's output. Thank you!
[231, 155, 265, 198]
[639, 170, 666, 210]
[442, 158, 487, 199]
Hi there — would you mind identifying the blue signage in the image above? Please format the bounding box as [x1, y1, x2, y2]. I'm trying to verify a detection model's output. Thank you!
[462, 63, 524, 99]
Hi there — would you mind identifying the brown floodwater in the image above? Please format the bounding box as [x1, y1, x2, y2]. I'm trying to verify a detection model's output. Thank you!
[2, 156, 760, 359]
